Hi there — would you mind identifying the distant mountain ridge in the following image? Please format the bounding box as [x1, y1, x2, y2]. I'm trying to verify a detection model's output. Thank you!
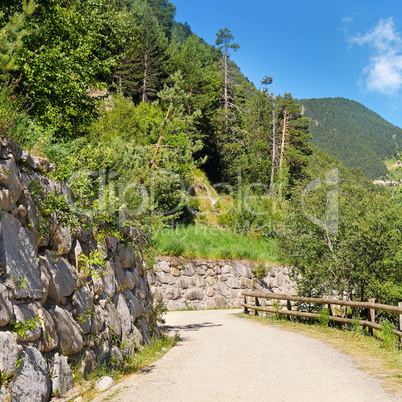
[297, 97, 402, 179]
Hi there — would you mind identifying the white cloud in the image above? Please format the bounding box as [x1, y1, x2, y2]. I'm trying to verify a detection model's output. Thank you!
[350, 17, 402, 95]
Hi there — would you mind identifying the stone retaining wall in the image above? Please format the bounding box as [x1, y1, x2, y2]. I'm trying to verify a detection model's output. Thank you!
[0, 138, 158, 401]
[149, 257, 295, 310]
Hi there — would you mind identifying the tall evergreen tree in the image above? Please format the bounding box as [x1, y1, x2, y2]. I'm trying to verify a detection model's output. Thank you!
[215, 27, 239, 118]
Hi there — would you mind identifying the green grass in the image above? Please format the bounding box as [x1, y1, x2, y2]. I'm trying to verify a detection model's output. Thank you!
[153, 224, 279, 263]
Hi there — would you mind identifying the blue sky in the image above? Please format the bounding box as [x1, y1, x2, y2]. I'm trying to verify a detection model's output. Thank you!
[172, 0, 402, 128]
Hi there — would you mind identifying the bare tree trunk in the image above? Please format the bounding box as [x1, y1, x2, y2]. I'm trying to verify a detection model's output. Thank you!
[278, 110, 288, 201]
[142, 52, 148, 103]
[148, 104, 172, 169]
[224, 47, 228, 118]
[269, 96, 276, 194]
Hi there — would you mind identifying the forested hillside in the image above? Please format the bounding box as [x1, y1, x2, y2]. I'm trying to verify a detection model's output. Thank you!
[0, 0, 401, 317]
[298, 97, 402, 179]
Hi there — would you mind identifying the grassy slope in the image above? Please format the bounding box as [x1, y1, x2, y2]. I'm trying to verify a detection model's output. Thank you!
[153, 224, 279, 263]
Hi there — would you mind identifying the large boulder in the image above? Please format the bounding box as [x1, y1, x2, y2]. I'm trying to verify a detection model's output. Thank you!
[113, 293, 132, 339]
[123, 290, 144, 322]
[12, 303, 42, 342]
[48, 305, 84, 355]
[72, 285, 94, 334]
[0, 281, 13, 326]
[10, 347, 51, 402]
[0, 213, 42, 299]
[0, 332, 20, 377]
[0, 156, 22, 212]
[37, 307, 58, 352]
[51, 353, 74, 397]
[45, 250, 77, 304]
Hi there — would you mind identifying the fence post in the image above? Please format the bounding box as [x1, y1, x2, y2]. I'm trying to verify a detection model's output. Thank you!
[328, 303, 333, 327]
[399, 302, 402, 332]
[287, 299, 292, 321]
[244, 296, 249, 315]
[255, 297, 260, 316]
[369, 298, 375, 336]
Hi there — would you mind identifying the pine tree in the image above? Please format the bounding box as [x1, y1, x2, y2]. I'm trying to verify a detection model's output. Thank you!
[215, 27, 239, 118]
[0, 0, 36, 72]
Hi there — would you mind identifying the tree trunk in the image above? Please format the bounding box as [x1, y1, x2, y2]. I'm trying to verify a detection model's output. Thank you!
[269, 98, 276, 194]
[278, 110, 288, 201]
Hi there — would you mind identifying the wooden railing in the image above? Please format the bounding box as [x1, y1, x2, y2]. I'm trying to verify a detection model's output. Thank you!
[241, 290, 402, 339]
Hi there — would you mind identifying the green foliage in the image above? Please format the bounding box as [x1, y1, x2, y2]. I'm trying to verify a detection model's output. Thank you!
[318, 309, 330, 328]
[380, 320, 399, 350]
[251, 263, 268, 280]
[9, 317, 41, 340]
[298, 97, 399, 179]
[0, 0, 36, 72]
[278, 150, 402, 314]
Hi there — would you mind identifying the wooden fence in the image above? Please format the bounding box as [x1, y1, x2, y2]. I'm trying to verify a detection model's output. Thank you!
[241, 290, 402, 339]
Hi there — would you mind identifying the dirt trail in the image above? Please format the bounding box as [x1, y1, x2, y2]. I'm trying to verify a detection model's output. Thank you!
[95, 309, 400, 402]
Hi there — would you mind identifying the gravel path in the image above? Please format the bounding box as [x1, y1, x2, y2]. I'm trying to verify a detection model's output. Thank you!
[95, 309, 400, 402]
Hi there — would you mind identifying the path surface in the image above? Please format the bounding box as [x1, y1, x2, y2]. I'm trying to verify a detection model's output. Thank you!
[95, 309, 399, 402]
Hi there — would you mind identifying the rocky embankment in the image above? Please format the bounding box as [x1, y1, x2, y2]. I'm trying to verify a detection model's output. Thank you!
[149, 257, 294, 310]
[0, 138, 157, 401]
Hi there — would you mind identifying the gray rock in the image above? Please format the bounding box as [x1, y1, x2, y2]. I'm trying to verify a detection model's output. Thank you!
[90, 304, 106, 336]
[78, 349, 96, 378]
[176, 277, 189, 289]
[118, 244, 136, 269]
[165, 287, 181, 300]
[0, 137, 22, 162]
[38, 256, 50, 305]
[182, 262, 195, 276]
[73, 285, 94, 334]
[51, 353, 73, 396]
[48, 305, 84, 355]
[93, 275, 104, 296]
[214, 295, 228, 308]
[139, 318, 151, 344]
[111, 346, 124, 366]
[13, 303, 42, 342]
[0, 213, 42, 299]
[106, 235, 119, 254]
[102, 262, 117, 298]
[184, 288, 203, 301]
[232, 262, 243, 277]
[95, 376, 115, 393]
[124, 270, 135, 290]
[0, 281, 13, 326]
[113, 293, 132, 339]
[21, 150, 41, 171]
[11, 347, 51, 402]
[0, 332, 19, 377]
[51, 224, 72, 255]
[0, 156, 22, 212]
[112, 258, 128, 291]
[158, 273, 171, 284]
[222, 264, 231, 274]
[46, 250, 77, 303]
[37, 307, 58, 352]
[18, 191, 43, 246]
[227, 277, 240, 289]
[242, 265, 253, 279]
[123, 290, 144, 322]
[158, 260, 170, 273]
[105, 301, 122, 340]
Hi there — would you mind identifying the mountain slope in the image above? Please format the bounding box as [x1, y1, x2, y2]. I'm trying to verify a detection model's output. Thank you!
[297, 97, 402, 179]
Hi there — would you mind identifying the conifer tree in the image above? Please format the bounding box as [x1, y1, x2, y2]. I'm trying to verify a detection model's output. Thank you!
[0, 0, 36, 72]
[215, 27, 239, 118]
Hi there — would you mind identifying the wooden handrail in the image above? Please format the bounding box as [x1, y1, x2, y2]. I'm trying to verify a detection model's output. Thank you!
[241, 291, 402, 315]
[241, 291, 402, 339]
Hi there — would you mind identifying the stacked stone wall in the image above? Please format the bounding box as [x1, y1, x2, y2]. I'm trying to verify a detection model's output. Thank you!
[0, 138, 157, 401]
[149, 257, 295, 310]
